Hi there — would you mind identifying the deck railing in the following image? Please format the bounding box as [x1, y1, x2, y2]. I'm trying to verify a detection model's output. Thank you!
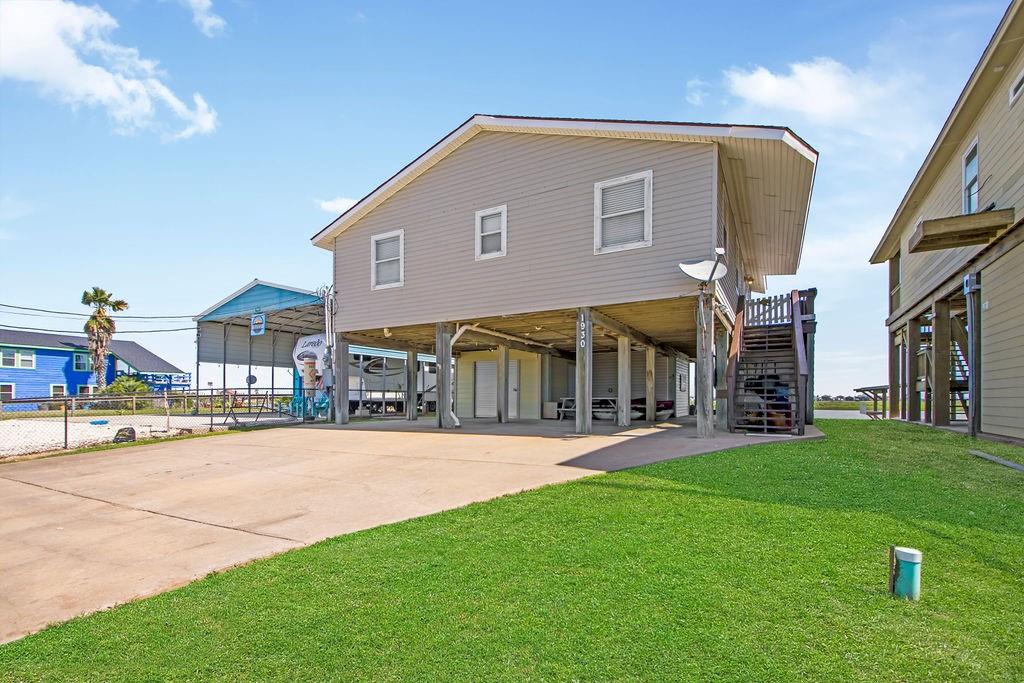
[744, 293, 793, 327]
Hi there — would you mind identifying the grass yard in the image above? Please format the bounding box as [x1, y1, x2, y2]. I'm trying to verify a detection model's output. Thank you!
[1, 420, 1022, 681]
[814, 400, 862, 410]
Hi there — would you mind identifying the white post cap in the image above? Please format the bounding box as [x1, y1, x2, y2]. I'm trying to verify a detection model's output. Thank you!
[894, 546, 922, 563]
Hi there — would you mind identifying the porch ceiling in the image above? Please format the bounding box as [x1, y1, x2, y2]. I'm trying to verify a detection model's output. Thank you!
[342, 296, 700, 358]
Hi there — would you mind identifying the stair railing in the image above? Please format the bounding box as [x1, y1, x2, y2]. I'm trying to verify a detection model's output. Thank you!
[726, 295, 746, 430]
[790, 290, 809, 435]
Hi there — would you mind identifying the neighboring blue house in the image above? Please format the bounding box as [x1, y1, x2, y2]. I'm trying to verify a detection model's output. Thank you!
[0, 330, 189, 405]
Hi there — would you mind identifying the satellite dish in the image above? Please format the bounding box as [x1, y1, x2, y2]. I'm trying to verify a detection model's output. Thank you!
[678, 259, 728, 282]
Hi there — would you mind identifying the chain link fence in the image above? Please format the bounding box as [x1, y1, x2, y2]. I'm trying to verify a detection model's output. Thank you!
[0, 388, 302, 458]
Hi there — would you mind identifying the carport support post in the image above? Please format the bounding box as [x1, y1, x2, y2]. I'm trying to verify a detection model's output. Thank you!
[221, 323, 228, 410]
[616, 335, 631, 427]
[497, 343, 509, 423]
[405, 349, 418, 421]
[435, 322, 459, 429]
[696, 291, 715, 438]
[575, 307, 593, 434]
[334, 334, 349, 425]
[645, 345, 656, 421]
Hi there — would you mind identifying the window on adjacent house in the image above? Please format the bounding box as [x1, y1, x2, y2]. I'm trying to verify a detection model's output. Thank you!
[74, 352, 92, 372]
[78, 384, 97, 396]
[0, 384, 13, 401]
[50, 385, 66, 398]
[475, 205, 507, 260]
[0, 348, 14, 368]
[17, 349, 34, 369]
[963, 140, 979, 214]
[594, 170, 653, 254]
[1010, 67, 1024, 107]
[371, 229, 404, 289]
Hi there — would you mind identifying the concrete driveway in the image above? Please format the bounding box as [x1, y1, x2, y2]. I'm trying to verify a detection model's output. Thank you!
[0, 418, 819, 642]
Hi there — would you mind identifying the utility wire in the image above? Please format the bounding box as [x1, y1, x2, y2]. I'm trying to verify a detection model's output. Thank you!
[0, 323, 195, 334]
[0, 294, 323, 320]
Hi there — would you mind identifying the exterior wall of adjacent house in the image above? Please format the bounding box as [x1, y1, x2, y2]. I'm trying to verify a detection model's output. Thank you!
[980, 241, 1024, 439]
[889, 46, 1024, 313]
[0, 346, 116, 402]
[333, 130, 717, 331]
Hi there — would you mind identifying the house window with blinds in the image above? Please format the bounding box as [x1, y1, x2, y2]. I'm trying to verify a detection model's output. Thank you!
[593, 170, 653, 254]
[371, 229, 404, 290]
[475, 205, 507, 260]
[962, 140, 979, 214]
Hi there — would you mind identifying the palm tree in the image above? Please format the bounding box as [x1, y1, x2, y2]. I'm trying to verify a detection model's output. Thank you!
[81, 287, 128, 391]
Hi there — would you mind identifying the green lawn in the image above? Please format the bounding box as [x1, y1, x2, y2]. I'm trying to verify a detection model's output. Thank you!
[814, 400, 862, 410]
[2, 420, 1022, 681]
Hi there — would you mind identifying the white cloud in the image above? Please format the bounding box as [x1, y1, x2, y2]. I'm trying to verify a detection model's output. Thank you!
[724, 57, 931, 160]
[0, 0, 218, 140]
[317, 197, 357, 214]
[180, 0, 226, 37]
[685, 78, 708, 106]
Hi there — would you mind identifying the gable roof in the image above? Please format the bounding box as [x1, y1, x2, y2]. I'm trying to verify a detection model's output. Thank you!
[0, 329, 185, 374]
[311, 114, 818, 276]
[194, 279, 320, 321]
[870, 0, 1024, 264]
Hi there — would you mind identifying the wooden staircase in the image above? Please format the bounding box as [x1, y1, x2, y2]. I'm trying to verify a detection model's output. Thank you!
[727, 290, 814, 435]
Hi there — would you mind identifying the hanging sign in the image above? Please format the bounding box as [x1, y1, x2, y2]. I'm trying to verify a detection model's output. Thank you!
[250, 313, 267, 336]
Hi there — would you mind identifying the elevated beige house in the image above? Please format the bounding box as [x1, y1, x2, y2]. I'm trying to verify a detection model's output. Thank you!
[871, 0, 1024, 440]
[314, 115, 818, 435]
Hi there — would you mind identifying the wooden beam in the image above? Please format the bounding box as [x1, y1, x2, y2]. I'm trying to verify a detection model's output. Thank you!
[435, 323, 459, 429]
[497, 343, 509, 423]
[714, 325, 729, 431]
[461, 328, 573, 360]
[909, 208, 1015, 254]
[616, 335, 631, 427]
[645, 345, 656, 421]
[405, 349, 418, 421]
[888, 331, 901, 419]
[334, 334, 350, 425]
[695, 291, 715, 438]
[931, 300, 950, 426]
[575, 308, 593, 434]
[590, 308, 674, 356]
[906, 319, 921, 422]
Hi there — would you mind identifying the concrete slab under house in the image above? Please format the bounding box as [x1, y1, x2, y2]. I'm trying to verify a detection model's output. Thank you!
[311, 115, 821, 437]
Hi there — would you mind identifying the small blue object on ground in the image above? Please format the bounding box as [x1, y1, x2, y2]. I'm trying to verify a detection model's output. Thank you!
[89, 419, 109, 426]
[890, 546, 922, 600]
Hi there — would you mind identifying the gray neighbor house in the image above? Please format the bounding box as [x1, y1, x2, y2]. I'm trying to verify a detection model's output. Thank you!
[313, 115, 818, 436]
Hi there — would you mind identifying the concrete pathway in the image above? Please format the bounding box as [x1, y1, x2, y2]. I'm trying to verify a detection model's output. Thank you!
[0, 418, 821, 643]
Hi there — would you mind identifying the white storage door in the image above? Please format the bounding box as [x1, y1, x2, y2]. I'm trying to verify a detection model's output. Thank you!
[474, 360, 520, 419]
[475, 361, 497, 417]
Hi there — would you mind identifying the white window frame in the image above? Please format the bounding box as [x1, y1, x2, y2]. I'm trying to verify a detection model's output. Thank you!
[593, 170, 654, 255]
[0, 348, 15, 368]
[1009, 66, 1024, 108]
[474, 204, 507, 261]
[962, 137, 979, 215]
[78, 384, 98, 396]
[18, 349, 35, 369]
[0, 383, 14, 401]
[50, 384, 66, 398]
[370, 229, 405, 290]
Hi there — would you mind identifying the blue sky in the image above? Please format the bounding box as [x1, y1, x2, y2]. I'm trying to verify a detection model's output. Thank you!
[0, 0, 1009, 393]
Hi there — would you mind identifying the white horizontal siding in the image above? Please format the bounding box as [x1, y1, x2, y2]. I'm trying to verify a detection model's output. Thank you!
[981, 241, 1024, 439]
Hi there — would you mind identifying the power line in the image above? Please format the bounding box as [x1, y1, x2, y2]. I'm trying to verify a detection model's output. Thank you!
[0, 323, 195, 334]
[0, 303, 193, 319]
[0, 295, 323, 320]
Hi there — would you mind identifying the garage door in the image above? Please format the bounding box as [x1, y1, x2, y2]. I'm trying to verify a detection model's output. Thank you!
[474, 360, 519, 418]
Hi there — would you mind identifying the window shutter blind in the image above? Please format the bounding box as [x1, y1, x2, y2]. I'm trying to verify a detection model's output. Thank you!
[480, 233, 502, 254]
[480, 213, 502, 234]
[375, 236, 401, 261]
[376, 260, 400, 284]
[600, 178, 646, 247]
